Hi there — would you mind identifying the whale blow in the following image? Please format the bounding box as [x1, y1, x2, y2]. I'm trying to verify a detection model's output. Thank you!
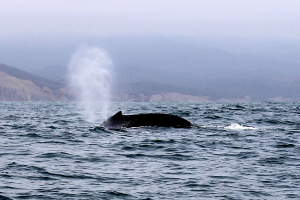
[102, 111, 192, 130]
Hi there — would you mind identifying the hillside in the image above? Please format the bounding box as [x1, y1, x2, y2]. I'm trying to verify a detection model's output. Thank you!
[33, 37, 300, 101]
[0, 63, 73, 101]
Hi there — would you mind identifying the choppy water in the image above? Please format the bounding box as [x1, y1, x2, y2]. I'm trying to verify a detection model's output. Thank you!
[0, 101, 300, 199]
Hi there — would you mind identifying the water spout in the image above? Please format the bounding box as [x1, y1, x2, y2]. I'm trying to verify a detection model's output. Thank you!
[68, 45, 113, 122]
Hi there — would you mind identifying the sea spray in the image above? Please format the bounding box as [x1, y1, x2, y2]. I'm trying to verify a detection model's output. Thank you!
[68, 45, 113, 122]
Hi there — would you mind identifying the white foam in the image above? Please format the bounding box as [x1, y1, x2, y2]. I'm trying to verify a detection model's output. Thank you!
[225, 123, 257, 130]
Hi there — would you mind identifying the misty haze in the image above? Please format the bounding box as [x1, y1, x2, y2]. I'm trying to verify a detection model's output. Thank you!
[1, 35, 300, 102]
[1, 1, 300, 102]
[2, 1, 300, 199]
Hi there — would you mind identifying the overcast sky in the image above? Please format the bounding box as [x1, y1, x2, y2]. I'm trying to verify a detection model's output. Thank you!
[1, 0, 300, 41]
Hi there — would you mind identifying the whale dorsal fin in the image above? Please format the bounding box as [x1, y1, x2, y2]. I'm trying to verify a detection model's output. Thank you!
[114, 111, 122, 116]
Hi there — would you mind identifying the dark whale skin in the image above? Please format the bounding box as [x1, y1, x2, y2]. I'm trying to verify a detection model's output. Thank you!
[102, 111, 192, 130]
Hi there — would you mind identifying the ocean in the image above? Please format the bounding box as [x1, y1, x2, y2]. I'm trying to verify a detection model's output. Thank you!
[0, 101, 300, 199]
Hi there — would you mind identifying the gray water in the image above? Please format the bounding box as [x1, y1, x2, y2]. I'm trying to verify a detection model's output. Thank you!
[0, 101, 300, 199]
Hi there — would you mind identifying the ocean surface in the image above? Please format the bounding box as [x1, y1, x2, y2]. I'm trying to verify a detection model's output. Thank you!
[0, 101, 300, 200]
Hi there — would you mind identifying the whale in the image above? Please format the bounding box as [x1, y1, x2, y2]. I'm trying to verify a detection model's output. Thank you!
[102, 111, 192, 130]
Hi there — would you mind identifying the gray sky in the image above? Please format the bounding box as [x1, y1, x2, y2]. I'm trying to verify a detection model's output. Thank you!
[1, 0, 300, 41]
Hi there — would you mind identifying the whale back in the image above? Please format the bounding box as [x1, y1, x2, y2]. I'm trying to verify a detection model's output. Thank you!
[102, 111, 192, 130]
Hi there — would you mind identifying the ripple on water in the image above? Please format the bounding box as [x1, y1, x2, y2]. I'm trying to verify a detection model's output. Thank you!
[1, 101, 300, 199]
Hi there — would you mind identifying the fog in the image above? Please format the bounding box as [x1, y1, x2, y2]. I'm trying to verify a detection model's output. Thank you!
[1, 0, 300, 100]
[1, 0, 300, 39]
